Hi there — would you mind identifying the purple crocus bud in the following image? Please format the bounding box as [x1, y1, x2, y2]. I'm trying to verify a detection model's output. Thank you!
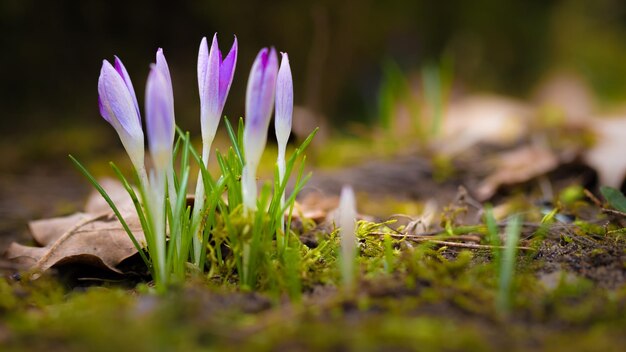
[244, 47, 279, 169]
[145, 49, 175, 173]
[275, 52, 293, 149]
[197, 34, 237, 145]
[242, 47, 279, 211]
[113, 56, 140, 118]
[98, 58, 144, 173]
[275, 53, 293, 230]
[155, 48, 175, 129]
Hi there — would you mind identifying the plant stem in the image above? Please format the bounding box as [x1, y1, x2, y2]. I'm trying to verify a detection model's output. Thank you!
[242, 164, 257, 214]
[137, 165, 150, 194]
[149, 170, 168, 288]
[191, 142, 211, 266]
[166, 167, 177, 213]
[277, 144, 286, 233]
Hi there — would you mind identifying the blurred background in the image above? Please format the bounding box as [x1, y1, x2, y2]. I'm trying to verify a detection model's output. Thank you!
[2, 0, 626, 241]
[2, 0, 626, 175]
[3, 0, 626, 142]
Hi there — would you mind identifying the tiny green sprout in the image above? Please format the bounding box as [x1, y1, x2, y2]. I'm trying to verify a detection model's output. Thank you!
[497, 214, 522, 315]
[383, 233, 395, 274]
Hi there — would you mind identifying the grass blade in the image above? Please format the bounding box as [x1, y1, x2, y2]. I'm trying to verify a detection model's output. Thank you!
[69, 155, 151, 269]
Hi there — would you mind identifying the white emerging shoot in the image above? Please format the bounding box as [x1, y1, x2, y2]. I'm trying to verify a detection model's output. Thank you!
[338, 185, 357, 289]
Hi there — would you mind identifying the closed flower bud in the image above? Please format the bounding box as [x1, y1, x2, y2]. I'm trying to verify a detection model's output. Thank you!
[98, 57, 145, 172]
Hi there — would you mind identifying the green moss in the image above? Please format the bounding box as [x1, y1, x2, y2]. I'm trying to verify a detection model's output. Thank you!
[2, 204, 626, 350]
[559, 185, 585, 206]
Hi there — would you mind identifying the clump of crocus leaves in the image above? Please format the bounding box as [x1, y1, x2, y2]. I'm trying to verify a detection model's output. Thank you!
[71, 34, 317, 293]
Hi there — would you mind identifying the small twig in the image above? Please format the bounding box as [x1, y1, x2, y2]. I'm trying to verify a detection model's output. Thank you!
[367, 232, 534, 251]
[439, 235, 482, 243]
[385, 221, 542, 237]
[584, 189, 603, 207]
[607, 228, 626, 235]
[397, 233, 482, 243]
[601, 208, 626, 217]
[583, 188, 626, 218]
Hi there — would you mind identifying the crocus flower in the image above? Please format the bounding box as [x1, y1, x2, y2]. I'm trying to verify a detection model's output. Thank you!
[338, 185, 357, 289]
[275, 52, 293, 175]
[275, 52, 293, 230]
[145, 48, 175, 173]
[98, 57, 145, 175]
[191, 34, 238, 264]
[197, 34, 238, 149]
[146, 48, 178, 211]
[145, 48, 176, 283]
[242, 47, 279, 211]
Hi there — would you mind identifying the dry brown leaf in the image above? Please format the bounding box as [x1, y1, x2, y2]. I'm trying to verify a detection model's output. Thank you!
[28, 212, 90, 246]
[533, 71, 595, 124]
[5, 178, 144, 275]
[85, 178, 137, 214]
[476, 146, 560, 200]
[437, 94, 532, 155]
[6, 244, 47, 268]
[583, 116, 626, 188]
[296, 192, 339, 222]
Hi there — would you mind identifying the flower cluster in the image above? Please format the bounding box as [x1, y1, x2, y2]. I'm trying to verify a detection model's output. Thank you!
[90, 34, 296, 290]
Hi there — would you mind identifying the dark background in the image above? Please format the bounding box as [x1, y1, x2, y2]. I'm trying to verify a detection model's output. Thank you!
[2, 0, 626, 142]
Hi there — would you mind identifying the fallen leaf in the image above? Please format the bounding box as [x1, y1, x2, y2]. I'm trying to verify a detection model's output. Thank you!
[28, 212, 90, 246]
[5, 178, 145, 275]
[85, 178, 137, 214]
[437, 94, 532, 155]
[533, 71, 595, 125]
[475, 146, 560, 200]
[296, 191, 339, 222]
[6, 244, 47, 268]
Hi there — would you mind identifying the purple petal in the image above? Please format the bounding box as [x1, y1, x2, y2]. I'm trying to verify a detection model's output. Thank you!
[244, 47, 279, 166]
[113, 56, 140, 122]
[98, 60, 142, 137]
[98, 95, 110, 124]
[218, 35, 237, 109]
[145, 64, 175, 165]
[275, 52, 293, 144]
[155, 48, 174, 116]
[198, 34, 238, 143]
[245, 47, 278, 131]
[197, 37, 209, 101]
[205, 33, 220, 119]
